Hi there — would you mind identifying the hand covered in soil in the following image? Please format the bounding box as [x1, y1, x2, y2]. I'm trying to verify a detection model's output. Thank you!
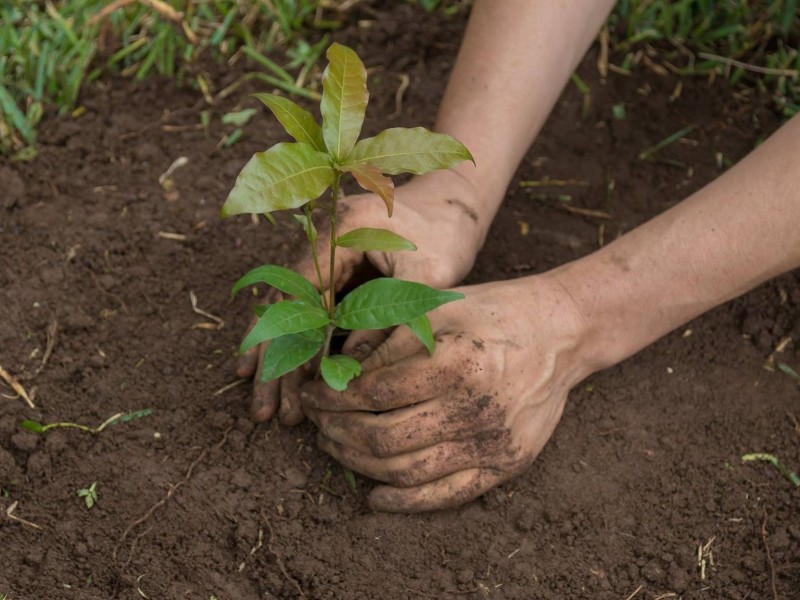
[237, 171, 488, 425]
[299, 275, 592, 512]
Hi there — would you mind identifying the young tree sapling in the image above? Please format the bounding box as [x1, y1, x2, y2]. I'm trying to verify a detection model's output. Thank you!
[222, 42, 473, 391]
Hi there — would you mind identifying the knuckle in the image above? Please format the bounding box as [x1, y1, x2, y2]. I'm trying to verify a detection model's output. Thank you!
[423, 264, 457, 290]
[366, 427, 394, 459]
[386, 468, 418, 488]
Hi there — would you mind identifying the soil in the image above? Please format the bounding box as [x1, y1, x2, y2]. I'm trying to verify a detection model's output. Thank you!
[2, 4, 799, 599]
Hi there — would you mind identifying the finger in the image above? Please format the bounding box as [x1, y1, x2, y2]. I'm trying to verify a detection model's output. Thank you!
[360, 324, 426, 371]
[315, 396, 495, 457]
[251, 343, 280, 422]
[317, 434, 481, 488]
[341, 329, 389, 362]
[301, 332, 463, 412]
[368, 468, 509, 513]
[235, 314, 260, 377]
[279, 364, 309, 426]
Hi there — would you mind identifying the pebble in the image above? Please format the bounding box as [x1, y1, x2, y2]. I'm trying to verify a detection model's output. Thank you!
[26, 451, 51, 479]
[234, 417, 254, 435]
[11, 431, 39, 452]
[39, 266, 64, 285]
[229, 469, 253, 489]
[0, 447, 20, 477]
[668, 565, 689, 592]
[0, 166, 26, 209]
[64, 312, 94, 331]
[283, 467, 308, 489]
[44, 430, 68, 453]
[455, 569, 474, 584]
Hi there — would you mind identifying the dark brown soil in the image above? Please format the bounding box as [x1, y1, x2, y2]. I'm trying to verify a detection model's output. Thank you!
[2, 4, 799, 599]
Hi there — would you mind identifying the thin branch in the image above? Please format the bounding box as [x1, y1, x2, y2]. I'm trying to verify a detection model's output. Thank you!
[698, 52, 798, 78]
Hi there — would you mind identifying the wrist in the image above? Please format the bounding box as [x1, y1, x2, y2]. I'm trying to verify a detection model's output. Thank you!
[405, 169, 501, 246]
[501, 274, 600, 390]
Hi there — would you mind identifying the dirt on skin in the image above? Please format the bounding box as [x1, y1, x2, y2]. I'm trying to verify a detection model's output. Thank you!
[1, 3, 799, 599]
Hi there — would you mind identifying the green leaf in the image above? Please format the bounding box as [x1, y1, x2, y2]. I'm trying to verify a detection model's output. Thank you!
[341, 163, 395, 215]
[241, 300, 330, 353]
[107, 408, 153, 426]
[222, 108, 257, 127]
[320, 43, 368, 161]
[221, 142, 334, 217]
[405, 314, 434, 355]
[231, 264, 321, 306]
[343, 467, 358, 491]
[260, 328, 326, 382]
[294, 213, 318, 244]
[254, 93, 325, 152]
[337, 228, 416, 253]
[346, 127, 473, 175]
[320, 355, 362, 391]
[335, 278, 464, 330]
[20, 419, 44, 434]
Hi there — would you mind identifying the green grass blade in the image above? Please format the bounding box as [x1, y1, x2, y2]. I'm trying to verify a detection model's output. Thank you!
[0, 80, 35, 144]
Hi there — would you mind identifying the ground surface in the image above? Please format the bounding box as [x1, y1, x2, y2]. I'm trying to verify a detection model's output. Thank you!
[1, 4, 799, 599]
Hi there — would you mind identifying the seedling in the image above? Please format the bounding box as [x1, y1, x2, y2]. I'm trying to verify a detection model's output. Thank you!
[222, 43, 472, 391]
[77, 482, 98, 509]
[20, 408, 152, 435]
[742, 452, 800, 487]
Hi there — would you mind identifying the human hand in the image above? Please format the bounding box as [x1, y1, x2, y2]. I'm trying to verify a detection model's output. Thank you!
[299, 274, 594, 512]
[236, 170, 488, 424]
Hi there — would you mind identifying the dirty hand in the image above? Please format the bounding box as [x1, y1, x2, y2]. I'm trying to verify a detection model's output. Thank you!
[236, 171, 488, 425]
[299, 274, 593, 512]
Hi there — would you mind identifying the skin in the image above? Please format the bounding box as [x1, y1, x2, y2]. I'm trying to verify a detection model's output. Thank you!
[238, 0, 800, 511]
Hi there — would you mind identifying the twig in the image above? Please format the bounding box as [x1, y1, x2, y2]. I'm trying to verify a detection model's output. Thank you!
[519, 177, 589, 188]
[157, 231, 187, 242]
[189, 291, 224, 329]
[390, 74, 410, 118]
[114, 426, 232, 561]
[623, 584, 643, 600]
[87, 0, 184, 25]
[33, 319, 58, 377]
[0, 364, 35, 408]
[561, 204, 612, 220]
[597, 26, 609, 77]
[761, 511, 779, 600]
[698, 52, 798, 79]
[213, 378, 248, 396]
[5, 501, 43, 530]
[263, 513, 307, 599]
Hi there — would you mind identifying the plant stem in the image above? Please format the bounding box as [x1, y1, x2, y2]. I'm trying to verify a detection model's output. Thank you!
[323, 172, 342, 358]
[305, 204, 328, 311]
[43, 422, 93, 433]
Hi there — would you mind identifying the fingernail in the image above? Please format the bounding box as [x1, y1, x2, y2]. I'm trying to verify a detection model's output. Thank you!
[351, 342, 375, 361]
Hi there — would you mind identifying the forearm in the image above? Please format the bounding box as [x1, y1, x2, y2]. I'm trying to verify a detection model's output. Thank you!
[428, 0, 616, 238]
[551, 114, 800, 374]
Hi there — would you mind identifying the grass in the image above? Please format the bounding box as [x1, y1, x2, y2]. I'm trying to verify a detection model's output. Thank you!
[0, 0, 798, 156]
[0, 0, 333, 156]
[607, 0, 800, 116]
